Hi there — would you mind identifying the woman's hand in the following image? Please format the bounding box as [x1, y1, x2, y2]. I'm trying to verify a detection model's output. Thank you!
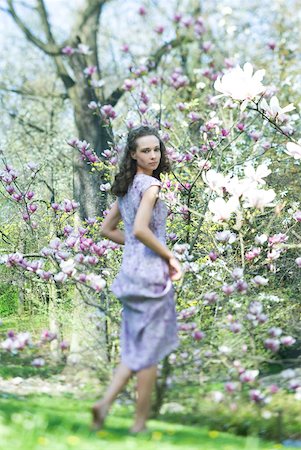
[168, 256, 183, 281]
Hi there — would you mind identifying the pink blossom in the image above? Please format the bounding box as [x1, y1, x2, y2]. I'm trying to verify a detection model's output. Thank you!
[169, 68, 189, 89]
[188, 112, 201, 122]
[268, 327, 282, 337]
[41, 330, 57, 342]
[231, 267, 244, 280]
[49, 238, 61, 250]
[149, 76, 160, 86]
[84, 66, 97, 77]
[268, 233, 288, 246]
[54, 272, 67, 283]
[293, 211, 301, 222]
[5, 185, 15, 194]
[60, 340, 69, 350]
[240, 370, 259, 383]
[62, 46, 75, 56]
[264, 338, 280, 352]
[280, 336, 296, 346]
[222, 284, 235, 296]
[176, 102, 187, 111]
[32, 357, 45, 367]
[208, 251, 219, 261]
[101, 104, 117, 120]
[173, 12, 182, 23]
[229, 322, 242, 333]
[154, 25, 164, 34]
[269, 384, 279, 394]
[28, 203, 37, 213]
[87, 274, 106, 292]
[12, 193, 22, 202]
[202, 41, 213, 52]
[123, 78, 136, 91]
[121, 43, 130, 53]
[267, 40, 276, 50]
[225, 382, 237, 393]
[51, 202, 60, 211]
[88, 101, 98, 110]
[250, 389, 265, 403]
[37, 270, 53, 281]
[139, 103, 148, 114]
[192, 330, 205, 340]
[138, 5, 147, 15]
[203, 291, 218, 305]
[236, 123, 245, 131]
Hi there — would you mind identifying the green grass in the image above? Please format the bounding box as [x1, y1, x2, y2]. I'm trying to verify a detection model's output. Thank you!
[0, 393, 293, 450]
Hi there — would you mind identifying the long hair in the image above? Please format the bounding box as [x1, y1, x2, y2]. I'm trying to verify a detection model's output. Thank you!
[111, 125, 171, 197]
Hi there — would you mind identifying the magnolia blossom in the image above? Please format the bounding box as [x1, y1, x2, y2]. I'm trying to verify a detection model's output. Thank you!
[285, 140, 301, 159]
[60, 259, 76, 277]
[214, 63, 266, 107]
[244, 163, 271, 185]
[243, 188, 276, 211]
[202, 169, 229, 195]
[252, 275, 268, 286]
[208, 196, 240, 222]
[260, 96, 295, 122]
[225, 176, 253, 198]
[87, 274, 106, 292]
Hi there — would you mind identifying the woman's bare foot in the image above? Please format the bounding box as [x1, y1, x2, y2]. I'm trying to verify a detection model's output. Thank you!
[90, 401, 108, 431]
[129, 422, 148, 434]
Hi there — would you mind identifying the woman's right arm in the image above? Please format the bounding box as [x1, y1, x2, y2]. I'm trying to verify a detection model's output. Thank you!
[100, 200, 125, 245]
[133, 185, 182, 281]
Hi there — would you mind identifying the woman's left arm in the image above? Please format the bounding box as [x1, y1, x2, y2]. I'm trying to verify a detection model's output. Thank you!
[100, 200, 125, 245]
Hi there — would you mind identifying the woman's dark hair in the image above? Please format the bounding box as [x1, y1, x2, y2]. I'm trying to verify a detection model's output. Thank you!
[111, 125, 171, 197]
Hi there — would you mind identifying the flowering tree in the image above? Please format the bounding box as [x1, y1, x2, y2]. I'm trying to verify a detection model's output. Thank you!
[1, 0, 301, 428]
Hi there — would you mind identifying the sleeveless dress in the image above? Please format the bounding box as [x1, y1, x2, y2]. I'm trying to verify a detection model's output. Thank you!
[110, 173, 179, 371]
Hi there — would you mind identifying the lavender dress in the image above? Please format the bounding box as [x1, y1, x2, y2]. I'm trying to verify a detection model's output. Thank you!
[110, 173, 179, 371]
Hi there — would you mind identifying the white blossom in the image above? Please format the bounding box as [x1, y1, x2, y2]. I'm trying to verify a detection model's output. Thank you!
[208, 196, 240, 222]
[243, 188, 276, 211]
[214, 63, 266, 108]
[260, 96, 295, 122]
[285, 140, 301, 159]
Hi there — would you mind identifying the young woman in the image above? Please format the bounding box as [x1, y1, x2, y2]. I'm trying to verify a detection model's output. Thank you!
[91, 125, 182, 433]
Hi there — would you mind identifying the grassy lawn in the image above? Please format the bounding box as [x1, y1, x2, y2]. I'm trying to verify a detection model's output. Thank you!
[0, 393, 293, 450]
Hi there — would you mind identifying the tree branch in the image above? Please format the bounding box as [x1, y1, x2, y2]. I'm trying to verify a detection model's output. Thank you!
[0, 84, 67, 99]
[7, 0, 61, 55]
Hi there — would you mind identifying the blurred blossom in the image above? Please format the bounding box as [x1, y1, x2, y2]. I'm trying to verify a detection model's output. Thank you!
[243, 188, 276, 211]
[215, 230, 237, 243]
[285, 140, 301, 159]
[255, 234, 268, 245]
[293, 211, 301, 222]
[252, 275, 268, 286]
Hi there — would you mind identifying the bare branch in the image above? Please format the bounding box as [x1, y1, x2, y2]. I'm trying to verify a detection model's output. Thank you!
[36, 0, 56, 43]
[0, 84, 67, 99]
[7, 0, 61, 55]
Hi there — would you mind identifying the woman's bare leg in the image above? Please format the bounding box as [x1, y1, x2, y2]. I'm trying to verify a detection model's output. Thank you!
[130, 364, 157, 433]
[91, 362, 132, 430]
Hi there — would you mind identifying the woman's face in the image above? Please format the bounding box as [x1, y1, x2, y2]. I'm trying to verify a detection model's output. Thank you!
[131, 134, 161, 175]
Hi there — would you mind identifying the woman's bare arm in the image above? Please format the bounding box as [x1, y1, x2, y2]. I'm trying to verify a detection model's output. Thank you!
[100, 200, 125, 245]
[133, 186, 174, 261]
